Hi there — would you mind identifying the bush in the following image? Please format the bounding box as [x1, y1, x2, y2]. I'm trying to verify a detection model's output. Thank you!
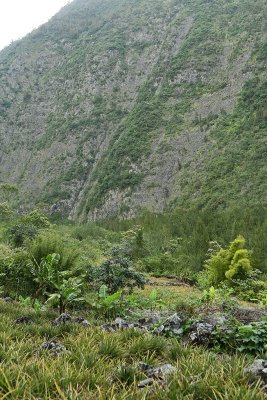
[28, 232, 79, 273]
[89, 251, 146, 294]
[8, 224, 38, 247]
[231, 270, 267, 302]
[204, 236, 253, 286]
[0, 245, 32, 297]
[8, 210, 50, 247]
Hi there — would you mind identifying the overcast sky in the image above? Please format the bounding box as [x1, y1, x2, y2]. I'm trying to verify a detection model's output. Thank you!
[0, 0, 72, 51]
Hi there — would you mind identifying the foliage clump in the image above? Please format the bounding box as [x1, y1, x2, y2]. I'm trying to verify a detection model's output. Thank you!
[89, 246, 146, 294]
[204, 235, 253, 286]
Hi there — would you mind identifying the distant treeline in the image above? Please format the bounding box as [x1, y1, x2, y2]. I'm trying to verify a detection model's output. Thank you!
[100, 205, 267, 274]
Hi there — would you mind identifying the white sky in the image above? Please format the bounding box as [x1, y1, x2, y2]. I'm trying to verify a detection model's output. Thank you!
[0, 0, 73, 51]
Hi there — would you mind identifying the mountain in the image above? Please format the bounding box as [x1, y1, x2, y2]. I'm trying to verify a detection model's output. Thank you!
[0, 0, 266, 221]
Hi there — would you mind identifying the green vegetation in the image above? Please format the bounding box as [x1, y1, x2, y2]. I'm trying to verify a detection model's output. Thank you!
[0, 300, 265, 399]
[0, 205, 266, 398]
[0, 0, 266, 217]
[204, 235, 253, 285]
[0, 0, 266, 396]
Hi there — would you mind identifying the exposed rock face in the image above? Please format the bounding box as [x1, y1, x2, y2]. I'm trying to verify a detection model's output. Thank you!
[101, 313, 184, 336]
[0, 0, 266, 220]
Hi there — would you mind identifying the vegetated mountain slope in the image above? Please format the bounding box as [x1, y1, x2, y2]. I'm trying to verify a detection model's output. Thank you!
[0, 0, 266, 220]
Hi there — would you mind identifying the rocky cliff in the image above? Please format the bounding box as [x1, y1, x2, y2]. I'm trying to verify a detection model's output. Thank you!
[0, 0, 266, 220]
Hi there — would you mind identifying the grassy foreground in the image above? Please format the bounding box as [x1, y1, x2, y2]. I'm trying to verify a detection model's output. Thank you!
[0, 297, 264, 400]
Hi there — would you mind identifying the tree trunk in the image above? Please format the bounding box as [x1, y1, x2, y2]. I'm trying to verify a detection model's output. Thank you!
[59, 297, 65, 315]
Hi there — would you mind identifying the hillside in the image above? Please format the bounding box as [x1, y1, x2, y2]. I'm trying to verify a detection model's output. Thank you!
[0, 0, 266, 221]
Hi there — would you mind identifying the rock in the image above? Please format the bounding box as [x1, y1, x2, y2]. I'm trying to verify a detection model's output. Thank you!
[101, 323, 117, 332]
[189, 322, 214, 345]
[244, 359, 267, 385]
[139, 362, 153, 373]
[233, 307, 267, 323]
[154, 324, 165, 334]
[147, 364, 177, 380]
[137, 310, 164, 324]
[80, 319, 90, 326]
[40, 340, 66, 356]
[166, 313, 182, 326]
[53, 313, 72, 325]
[189, 316, 228, 345]
[101, 317, 148, 333]
[138, 362, 176, 380]
[73, 317, 90, 326]
[137, 378, 155, 388]
[137, 362, 176, 391]
[3, 297, 14, 303]
[15, 316, 33, 324]
[153, 313, 183, 337]
[114, 317, 128, 328]
[172, 328, 183, 335]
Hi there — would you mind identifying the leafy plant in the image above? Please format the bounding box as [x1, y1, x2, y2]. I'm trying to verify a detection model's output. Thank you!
[236, 320, 267, 353]
[46, 276, 84, 314]
[146, 289, 165, 310]
[86, 285, 122, 318]
[8, 224, 38, 247]
[31, 253, 61, 304]
[32, 253, 84, 314]
[18, 295, 44, 311]
[201, 286, 216, 304]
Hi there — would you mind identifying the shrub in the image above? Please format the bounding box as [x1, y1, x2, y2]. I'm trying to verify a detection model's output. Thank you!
[89, 252, 146, 294]
[8, 224, 38, 247]
[8, 210, 50, 247]
[20, 210, 50, 229]
[204, 236, 253, 286]
[231, 270, 267, 302]
[28, 232, 79, 273]
[0, 245, 32, 297]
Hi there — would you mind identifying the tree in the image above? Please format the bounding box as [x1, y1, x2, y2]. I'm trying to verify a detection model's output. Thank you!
[8, 210, 50, 247]
[204, 235, 252, 286]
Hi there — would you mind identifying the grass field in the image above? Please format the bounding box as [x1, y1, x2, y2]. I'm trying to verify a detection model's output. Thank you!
[0, 283, 265, 400]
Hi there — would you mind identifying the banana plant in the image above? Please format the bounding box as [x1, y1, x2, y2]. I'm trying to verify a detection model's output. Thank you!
[46, 276, 84, 314]
[31, 253, 60, 305]
[32, 253, 84, 314]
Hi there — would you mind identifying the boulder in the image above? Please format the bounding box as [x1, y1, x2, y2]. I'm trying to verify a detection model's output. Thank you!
[137, 362, 177, 390]
[189, 316, 228, 345]
[244, 359, 267, 386]
[40, 340, 66, 356]
[73, 317, 90, 326]
[3, 297, 14, 303]
[53, 313, 72, 325]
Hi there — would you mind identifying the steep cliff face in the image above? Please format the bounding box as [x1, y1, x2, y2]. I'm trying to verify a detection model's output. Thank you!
[0, 0, 266, 220]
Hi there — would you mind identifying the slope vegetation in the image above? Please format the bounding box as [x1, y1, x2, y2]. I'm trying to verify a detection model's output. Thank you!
[0, 0, 266, 220]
